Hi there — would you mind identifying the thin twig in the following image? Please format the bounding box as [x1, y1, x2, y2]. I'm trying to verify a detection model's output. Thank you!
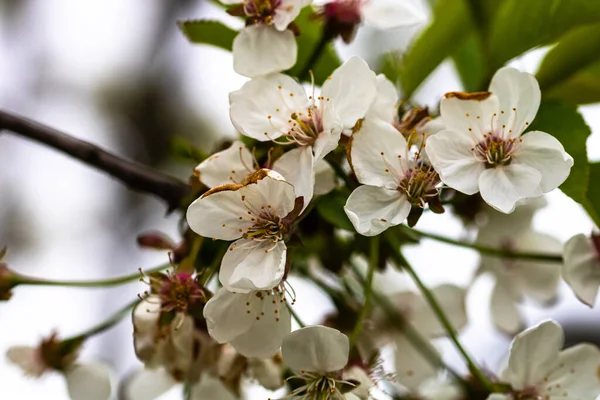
[0, 109, 190, 211]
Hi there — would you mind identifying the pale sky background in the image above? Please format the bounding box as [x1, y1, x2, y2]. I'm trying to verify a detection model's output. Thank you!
[1, 1, 599, 399]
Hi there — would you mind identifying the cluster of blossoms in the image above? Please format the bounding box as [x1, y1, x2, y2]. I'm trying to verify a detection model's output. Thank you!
[8, 0, 600, 399]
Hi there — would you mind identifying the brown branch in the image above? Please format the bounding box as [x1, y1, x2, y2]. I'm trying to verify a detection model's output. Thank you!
[0, 109, 190, 212]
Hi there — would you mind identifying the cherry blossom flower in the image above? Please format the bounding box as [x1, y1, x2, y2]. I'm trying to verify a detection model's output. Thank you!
[203, 286, 292, 358]
[186, 169, 302, 292]
[344, 117, 440, 236]
[229, 56, 377, 211]
[562, 233, 600, 307]
[426, 67, 573, 213]
[194, 140, 337, 209]
[223, 0, 311, 77]
[320, 0, 425, 43]
[475, 201, 561, 334]
[7, 334, 112, 400]
[487, 320, 600, 399]
[281, 325, 356, 399]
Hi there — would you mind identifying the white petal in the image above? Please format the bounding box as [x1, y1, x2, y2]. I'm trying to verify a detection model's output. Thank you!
[6, 346, 45, 377]
[231, 297, 291, 358]
[123, 368, 176, 400]
[313, 124, 342, 162]
[132, 296, 161, 363]
[541, 343, 600, 397]
[314, 159, 338, 196]
[478, 164, 542, 214]
[344, 185, 411, 236]
[440, 94, 500, 139]
[514, 130, 573, 193]
[229, 72, 309, 141]
[321, 57, 377, 130]
[248, 358, 284, 390]
[64, 363, 112, 400]
[186, 188, 250, 241]
[503, 320, 563, 390]
[195, 141, 255, 188]
[220, 0, 241, 4]
[489, 67, 540, 136]
[365, 74, 399, 122]
[343, 366, 373, 399]
[418, 378, 463, 400]
[233, 25, 297, 78]
[282, 325, 349, 372]
[273, 0, 310, 30]
[350, 118, 409, 188]
[362, 0, 426, 29]
[272, 146, 315, 211]
[242, 171, 297, 217]
[220, 239, 287, 292]
[204, 288, 254, 343]
[425, 130, 485, 195]
[563, 234, 600, 307]
[412, 284, 467, 337]
[485, 395, 512, 400]
[490, 281, 523, 335]
[514, 231, 561, 304]
[394, 334, 437, 391]
[190, 375, 237, 400]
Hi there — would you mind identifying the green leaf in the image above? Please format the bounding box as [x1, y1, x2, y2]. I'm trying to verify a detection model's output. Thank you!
[178, 20, 237, 51]
[452, 33, 485, 92]
[316, 190, 354, 231]
[379, 51, 403, 88]
[537, 23, 600, 94]
[545, 61, 600, 104]
[400, 0, 473, 98]
[286, 8, 341, 85]
[583, 163, 600, 227]
[169, 136, 208, 164]
[527, 101, 590, 203]
[488, 0, 600, 70]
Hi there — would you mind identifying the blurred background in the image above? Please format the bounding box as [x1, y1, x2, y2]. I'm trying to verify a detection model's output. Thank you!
[1, 0, 600, 399]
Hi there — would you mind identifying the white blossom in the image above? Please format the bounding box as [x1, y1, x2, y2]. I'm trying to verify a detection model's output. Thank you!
[281, 325, 353, 399]
[487, 320, 600, 399]
[186, 170, 300, 292]
[224, 0, 312, 77]
[195, 140, 337, 206]
[7, 342, 112, 400]
[426, 67, 573, 213]
[203, 286, 292, 358]
[476, 202, 561, 334]
[563, 233, 600, 307]
[230, 56, 377, 212]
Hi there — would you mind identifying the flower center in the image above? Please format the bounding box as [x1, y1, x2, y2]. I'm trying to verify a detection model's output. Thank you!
[245, 285, 290, 322]
[282, 371, 350, 400]
[244, 0, 282, 23]
[144, 271, 206, 314]
[287, 106, 324, 147]
[514, 387, 541, 400]
[473, 134, 521, 168]
[243, 212, 286, 242]
[398, 162, 440, 207]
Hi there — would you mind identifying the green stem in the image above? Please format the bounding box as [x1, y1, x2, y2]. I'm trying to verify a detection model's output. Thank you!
[21, 264, 169, 288]
[286, 303, 306, 328]
[298, 30, 332, 81]
[385, 232, 492, 390]
[64, 298, 140, 344]
[406, 227, 563, 263]
[348, 261, 465, 384]
[349, 235, 379, 347]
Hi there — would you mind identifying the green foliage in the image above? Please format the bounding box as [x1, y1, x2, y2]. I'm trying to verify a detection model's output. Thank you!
[528, 101, 591, 203]
[488, 0, 600, 71]
[286, 8, 342, 85]
[316, 189, 354, 232]
[583, 163, 600, 227]
[400, 0, 473, 97]
[379, 51, 403, 88]
[537, 23, 600, 104]
[452, 34, 485, 92]
[178, 20, 238, 51]
[170, 136, 208, 164]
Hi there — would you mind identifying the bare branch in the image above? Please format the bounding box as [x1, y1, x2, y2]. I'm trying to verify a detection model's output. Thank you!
[0, 109, 190, 211]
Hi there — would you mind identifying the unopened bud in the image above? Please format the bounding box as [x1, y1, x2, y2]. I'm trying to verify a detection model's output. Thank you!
[321, 0, 362, 44]
[137, 232, 177, 251]
[0, 264, 19, 301]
